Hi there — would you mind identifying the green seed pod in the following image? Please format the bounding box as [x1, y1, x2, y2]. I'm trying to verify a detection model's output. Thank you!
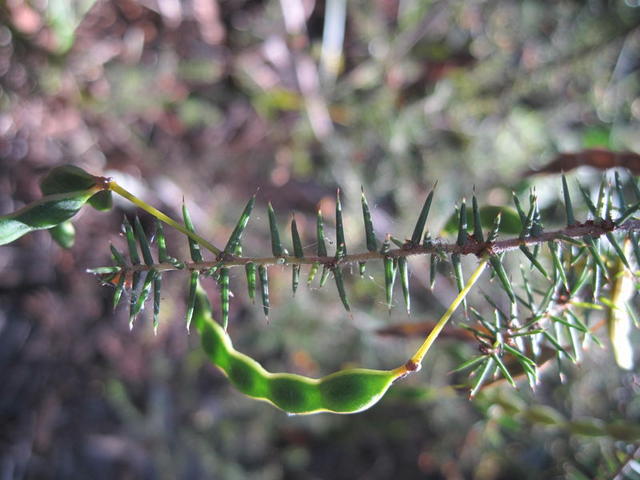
[192, 285, 401, 414]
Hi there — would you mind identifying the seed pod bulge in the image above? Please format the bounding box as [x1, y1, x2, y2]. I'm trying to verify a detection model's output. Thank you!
[319, 369, 396, 413]
[227, 355, 269, 398]
[268, 376, 322, 414]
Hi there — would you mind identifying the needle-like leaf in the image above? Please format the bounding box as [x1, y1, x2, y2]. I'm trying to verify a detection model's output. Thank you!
[133, 217, 154, 266]
[361, 187, 378, 252]
[489, 255, 515, 304]
[380, 235, 395, 310]
[258, 265, 270, 319]
[122, 216, 140, 265]
[398, 257, 410, 315]
[561, 174, 575, 226]
[614, 171, 626, 213]
[185, 271, 198, 330]
[410, 184, 436, 246]
[605, 232, 630, 269]
[182, 203, 203, 262]
[616, 201, 640, 226]
[224, 195, 255, 254]
[335, 189, 346, 260]
[245, 262, 256, 303]
[548, 241, 568, 291]
[267, 202, 284, 257]
[219, 267, 230, 329]
[577, 182, 598, 217]
[291, 216, 304, 295]
[333, 267, 350, 312]
[152, 272, 162, 334]
[155, 219, 169, 262]
[469, 357, 496, 398]
[316, 209, 327, 257]
[472, 195, 484, 243]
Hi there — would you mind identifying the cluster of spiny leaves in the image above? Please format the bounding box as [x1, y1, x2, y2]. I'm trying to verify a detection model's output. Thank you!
[90, 168, 640, 394]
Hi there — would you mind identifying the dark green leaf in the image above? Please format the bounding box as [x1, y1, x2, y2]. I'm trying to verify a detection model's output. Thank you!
[548, 241, 568, 290]
[333, 267, 350, 312]
[292, 265, 301, 295]
[245, 262, 256, 302]
[132, 270, 155, 326]
[489, 255, 515, 304]
[134, 217, 154, 266]
[112, 271, 126, 310]
[360, 187, 378, 252]
[616, 201, 640, 225]
[258, 265, 270, 318]
[398, 257, 410, 315]
[429, 253, 438, 290]
[457, 200, 467, 246]
[153, 272, 162, 334]
[384, 256, 396, 311]
[182, 203, 203, 262]
[411, 184, 436, 245]
[512, 192, 526, 224]
[519, 245, 549, 278]
[319, 265, 330, 287]
[472, 196, 484, 243]
[545, 329, 576, 363]
[451, 355, 487, 373]
[561, 174, 575, 226]
[577, 182, 598, 217]
[316, 209, 327, 257]
[291, 216, 304, 295]
[291, 216, 304, 258]
[486, 212, 502, 244]
[492, 354, 516, 387]
[583, 236, 609, 281]
[128, 270, 143, 329]
[451, 253, 466, 310]
[219, 267, 230, 329]
[110, 244, 127, 266]
[335, 189, 346, 259]
[469, 357, 496, 398]
[605, 232, 630, 269]
[224, 195, 255, 253]
[185, 271, 199, 330]
[267, 202, 284, 257]
[122, 216, 141, 265]
[556, 234, 583, 247]
[614, 171, 625, 213]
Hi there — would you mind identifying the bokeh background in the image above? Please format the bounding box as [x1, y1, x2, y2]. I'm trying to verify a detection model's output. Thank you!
[1, 0, 640, 478]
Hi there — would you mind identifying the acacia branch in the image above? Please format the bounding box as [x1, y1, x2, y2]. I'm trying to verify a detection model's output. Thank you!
[116, 218, 640, 273]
